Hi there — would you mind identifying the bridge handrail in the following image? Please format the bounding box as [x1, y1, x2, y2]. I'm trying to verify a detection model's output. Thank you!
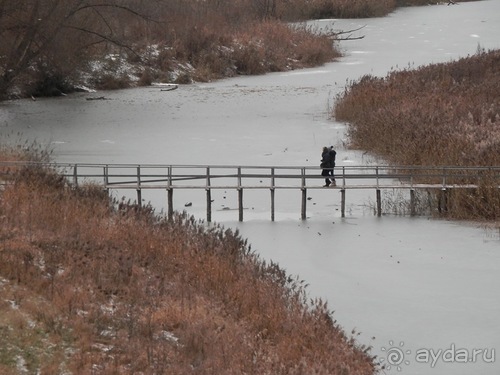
[1, 161, 499, 190]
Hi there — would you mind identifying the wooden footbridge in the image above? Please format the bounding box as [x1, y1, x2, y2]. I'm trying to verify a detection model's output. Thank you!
[2, 163, 499, 221]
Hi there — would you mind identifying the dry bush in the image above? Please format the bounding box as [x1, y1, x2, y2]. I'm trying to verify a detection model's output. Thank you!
[146, 19, 340, 82]
[281, 0, 396, 20]
[231, 21, 340, 75]
[0, 159, 376, 374]
[334, 49, 500, 220]
[396, 0, 480, 5]
[335, 50, 500, 166]
[3, 0, 482, 98]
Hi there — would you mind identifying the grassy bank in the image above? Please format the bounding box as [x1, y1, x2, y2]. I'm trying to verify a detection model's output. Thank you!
[333, 49, 500, 221]
[0, 155, 375, 374]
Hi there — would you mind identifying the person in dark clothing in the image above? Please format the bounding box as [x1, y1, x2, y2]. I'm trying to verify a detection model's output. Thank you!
[320, 146, 336, 187]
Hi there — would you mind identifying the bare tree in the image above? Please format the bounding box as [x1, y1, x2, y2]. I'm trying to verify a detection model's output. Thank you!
[0, 0, 151, 98]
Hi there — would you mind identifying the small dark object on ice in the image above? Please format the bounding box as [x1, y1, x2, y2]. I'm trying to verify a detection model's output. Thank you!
[86, 96, 109, 101]
[184, 202, 192, 207]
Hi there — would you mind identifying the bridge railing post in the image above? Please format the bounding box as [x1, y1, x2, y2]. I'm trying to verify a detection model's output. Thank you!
[270, 167, 275, 222]
[167, 166, 173, 220]
[238, 167, 243, 222]
[73, 164, 78, 187]
[341, 166, 346, 218]
[409, 167, 416, 216]
[104, 165, 109, 195]
[104, 165, 109, 186]
[301, 167, 307, 220]
[376, 166, 381, 217]
[136, 165, 142, 207]
[206, 167, 212, 223]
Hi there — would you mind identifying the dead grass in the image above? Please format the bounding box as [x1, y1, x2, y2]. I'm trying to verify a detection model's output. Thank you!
[334, 49, 500, 220]
[0, 154, 376, 374]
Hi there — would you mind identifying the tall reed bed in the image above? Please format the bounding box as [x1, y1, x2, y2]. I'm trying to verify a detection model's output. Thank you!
[334, 49, 500, 220]
[0, 158, 375, 374]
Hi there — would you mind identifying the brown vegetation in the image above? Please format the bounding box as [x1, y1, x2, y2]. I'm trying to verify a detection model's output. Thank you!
[0, 0, 342, 98]
[1, 0, 481, 99]
[0, 154, 375, 374]
[280, 0, 480, 20]
[334, 49, 500, 220]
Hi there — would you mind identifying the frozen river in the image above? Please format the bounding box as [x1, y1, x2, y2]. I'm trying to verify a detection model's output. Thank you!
[1, 1, 500, 374]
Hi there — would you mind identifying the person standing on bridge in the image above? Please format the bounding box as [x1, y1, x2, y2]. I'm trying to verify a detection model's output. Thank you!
[320, 146, 336, 187]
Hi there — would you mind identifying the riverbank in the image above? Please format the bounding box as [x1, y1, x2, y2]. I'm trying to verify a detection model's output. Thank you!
[334, 48, 500, 222]
[0, 154, 375, 374]
[1, 0, 480, 100]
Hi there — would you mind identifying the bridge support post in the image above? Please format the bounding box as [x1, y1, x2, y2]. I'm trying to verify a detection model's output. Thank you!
[410, 189, 416, 216]
[341, 189, 346, 218]
[136, 166, 141, 207]
[439, 188, 449, 213]
[206, 167, 212, 223]
[270, 188, 275, 222]
[270, 168, 276, 222]
[376, 189, 382, 217]
[73, 165, 78, 187]
[206, 188, 212, 223]
[238, 188, 243, 222]
[137, 189, 142, 208]
[301, 188, 307, 220]
[104, 165, 110, 195]
[167, 188, 173, 220]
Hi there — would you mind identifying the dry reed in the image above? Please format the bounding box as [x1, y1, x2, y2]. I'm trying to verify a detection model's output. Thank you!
[334, 49, 500, 220]
[0, 154, 376, 374]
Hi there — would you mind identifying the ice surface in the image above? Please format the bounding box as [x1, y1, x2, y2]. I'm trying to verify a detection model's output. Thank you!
[2, 1, 499, 373]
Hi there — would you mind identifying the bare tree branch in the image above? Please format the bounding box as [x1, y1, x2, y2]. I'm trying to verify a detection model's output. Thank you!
[0, 0, 150, 98]
[330, 25, 366, 41]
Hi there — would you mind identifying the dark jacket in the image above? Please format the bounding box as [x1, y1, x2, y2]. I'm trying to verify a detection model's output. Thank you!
[321, 148, 336, 169]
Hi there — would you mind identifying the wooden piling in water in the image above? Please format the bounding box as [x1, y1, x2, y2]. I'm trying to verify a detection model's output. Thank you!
[271, 168, 275, 222]
[410, 189, 416, 216]
[167, 188, 173, 220]
[301, 168, 307, 220]
[270, 188, 275, 221]
[206, 167, 212, 222]
[439, 188, 449, 213]
[301, 188, 307, 220]
[73, 165, 78, 187]
[341, 189, 346, 218]
[137, 189, 142, 207]
[238, 189, 243, 221]
[237, 167, 243, 221]
[104, 165, 109, 195]
[136, 166, 142, 207]
[206, 188, 212, 222]
[376, 189, 382, 217]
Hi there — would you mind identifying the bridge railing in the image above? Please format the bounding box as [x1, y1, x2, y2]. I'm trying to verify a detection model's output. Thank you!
[28, 163, 497, 190]
[2, 162, 498, 188]
[1, 162, 499, 220]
